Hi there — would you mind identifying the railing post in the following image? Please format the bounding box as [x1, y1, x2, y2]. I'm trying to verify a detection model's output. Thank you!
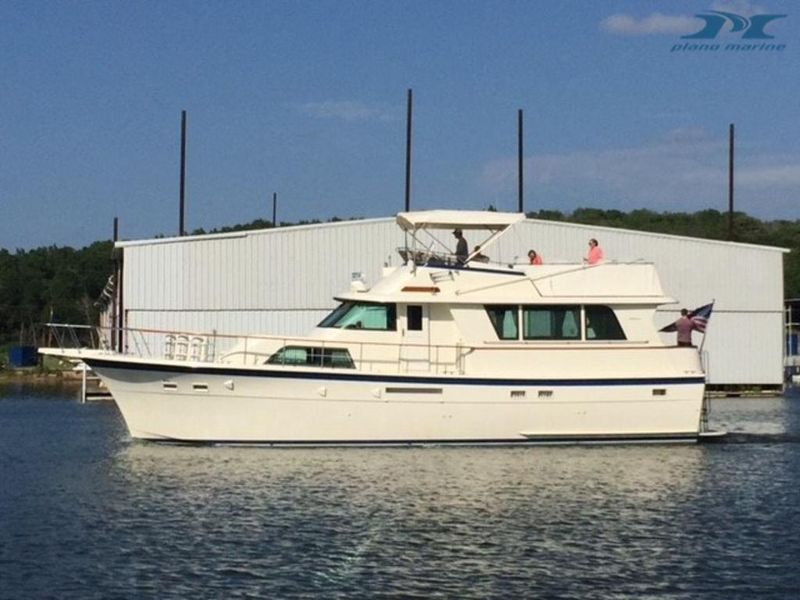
[141, 330, 152, 357]
[80, 365, 87, 404]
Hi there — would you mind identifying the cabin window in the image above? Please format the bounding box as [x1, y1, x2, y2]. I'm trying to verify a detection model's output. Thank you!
[522, 305, 580, 340]
[486, 305, 519, 340]
[318, 303, 352, 327]
[266, 346, 355, 368]
[585, 306, 627, 340]
[407, 305, 423, 331]
[318, 302, 397, 331]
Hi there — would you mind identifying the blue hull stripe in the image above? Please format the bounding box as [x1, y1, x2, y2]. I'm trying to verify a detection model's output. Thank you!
[84, 357, 705, 387]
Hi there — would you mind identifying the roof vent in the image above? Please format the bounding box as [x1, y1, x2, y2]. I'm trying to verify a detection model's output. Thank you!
[350, 272, 367, 292]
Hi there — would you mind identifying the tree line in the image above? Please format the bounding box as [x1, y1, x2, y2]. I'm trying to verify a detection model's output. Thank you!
[1, 209, 798, 345]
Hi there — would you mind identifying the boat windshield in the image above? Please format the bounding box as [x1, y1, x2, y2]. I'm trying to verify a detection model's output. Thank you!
[319, 302, 397, 331]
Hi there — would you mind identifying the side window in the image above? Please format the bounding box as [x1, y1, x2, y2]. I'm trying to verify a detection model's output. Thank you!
[318, 302, 397, 331]
[560, 308, 580, 339]
[268, 346, 308, 365]
[326, 348, 356, 368]
[267, 346, 355, 368]
[522, 306, 581, 340]
[486, 305, 519, 340]
[585, 306, 626, 340]
[318, 302, 352, 327]
[407, 305, 423, 331]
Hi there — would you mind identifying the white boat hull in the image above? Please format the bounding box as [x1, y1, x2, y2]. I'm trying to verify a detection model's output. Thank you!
[85, 357, 705, 444]
[42, 210, 718, 445]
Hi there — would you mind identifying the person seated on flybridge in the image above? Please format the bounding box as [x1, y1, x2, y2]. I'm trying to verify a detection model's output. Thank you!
[528, 249, 543, 265]
[584, 238, 604, 265]
[472, 245, 489, 263]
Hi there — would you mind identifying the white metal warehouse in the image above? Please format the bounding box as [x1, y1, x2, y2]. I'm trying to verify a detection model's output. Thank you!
[116, 216, 788, 388]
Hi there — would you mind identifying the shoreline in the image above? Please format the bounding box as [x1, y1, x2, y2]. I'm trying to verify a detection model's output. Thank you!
[0, 370, 81, 384]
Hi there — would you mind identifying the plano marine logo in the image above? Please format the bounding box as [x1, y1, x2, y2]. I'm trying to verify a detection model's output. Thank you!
[683, 10, 786, 39]
[671, 10, 787, 52]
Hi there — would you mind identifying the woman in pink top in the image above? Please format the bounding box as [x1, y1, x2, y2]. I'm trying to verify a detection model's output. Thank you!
[585, 238, 604, 265]
[527, 249, 543, 265]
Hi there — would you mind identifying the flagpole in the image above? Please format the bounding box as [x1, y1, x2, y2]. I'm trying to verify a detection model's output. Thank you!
[697, 300, 715, 434]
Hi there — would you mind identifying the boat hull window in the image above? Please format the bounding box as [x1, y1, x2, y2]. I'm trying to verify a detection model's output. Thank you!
[585, 305, 627, 340]
[486, 306, 519, 340]
[318, 302, 397, 331]
[523, 305, 581, 340]
[266, 346, 356, 369]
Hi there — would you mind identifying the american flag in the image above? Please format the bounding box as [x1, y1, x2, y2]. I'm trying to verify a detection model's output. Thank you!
[659, 302, 714, 333]
[688, 302, 714, 333]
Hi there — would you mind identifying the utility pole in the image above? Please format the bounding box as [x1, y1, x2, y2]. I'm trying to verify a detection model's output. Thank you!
[518, 109, 524, 213]
[404, 89, 413, 212]
[728, 123, 735, 240]
[179, 110, 187, 236]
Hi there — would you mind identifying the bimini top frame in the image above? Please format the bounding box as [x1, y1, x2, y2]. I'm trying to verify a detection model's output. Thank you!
[396, 210, 526, 266]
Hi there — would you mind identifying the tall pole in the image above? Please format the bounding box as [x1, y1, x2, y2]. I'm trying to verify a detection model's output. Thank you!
[272, 192, 277, 227]
[518, 109, 524, 213]
[404, 89, 413, 212]
[728, 123, 735, 240]
[111, 217, 118, 351]
[113, 217, 124, 352]
[179, 110, 187, 236]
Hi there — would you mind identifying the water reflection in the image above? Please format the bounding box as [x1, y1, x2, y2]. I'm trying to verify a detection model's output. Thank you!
[107, 443, 716, 596]
[116, 442, 708, 509]
[0, 377, 81, 400]
[710, 396, 793, 439]
[2, 388, 799, 599]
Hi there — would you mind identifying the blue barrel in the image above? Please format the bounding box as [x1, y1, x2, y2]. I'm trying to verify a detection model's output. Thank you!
[8, 346, 38, 367]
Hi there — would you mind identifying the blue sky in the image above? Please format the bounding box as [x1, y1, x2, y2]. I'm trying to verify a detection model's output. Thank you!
[1, 0, 798, 249]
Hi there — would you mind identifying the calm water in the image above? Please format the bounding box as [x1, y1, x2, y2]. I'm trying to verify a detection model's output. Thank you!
[1, 382, 799, 599]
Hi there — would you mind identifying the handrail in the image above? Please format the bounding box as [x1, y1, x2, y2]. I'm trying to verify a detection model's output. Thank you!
[42, 323, 676, 378]
[44, 323, 661, 353]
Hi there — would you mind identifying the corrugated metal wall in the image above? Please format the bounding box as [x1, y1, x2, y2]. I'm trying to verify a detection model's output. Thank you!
[120, 217, 786, 385]
[503, 220, 786, 385]
[122, 219, 405, 336]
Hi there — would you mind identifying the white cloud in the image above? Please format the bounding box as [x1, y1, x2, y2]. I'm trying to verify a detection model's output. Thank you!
[601, 2, 773, 37]
[299, 101, 398, 122]
[737, 165, 800, 186]
[659, 126, 715, 144]
[600, 13, 700, 36]
[480, 128, 800, 215]
[711, 1, 766, 15]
